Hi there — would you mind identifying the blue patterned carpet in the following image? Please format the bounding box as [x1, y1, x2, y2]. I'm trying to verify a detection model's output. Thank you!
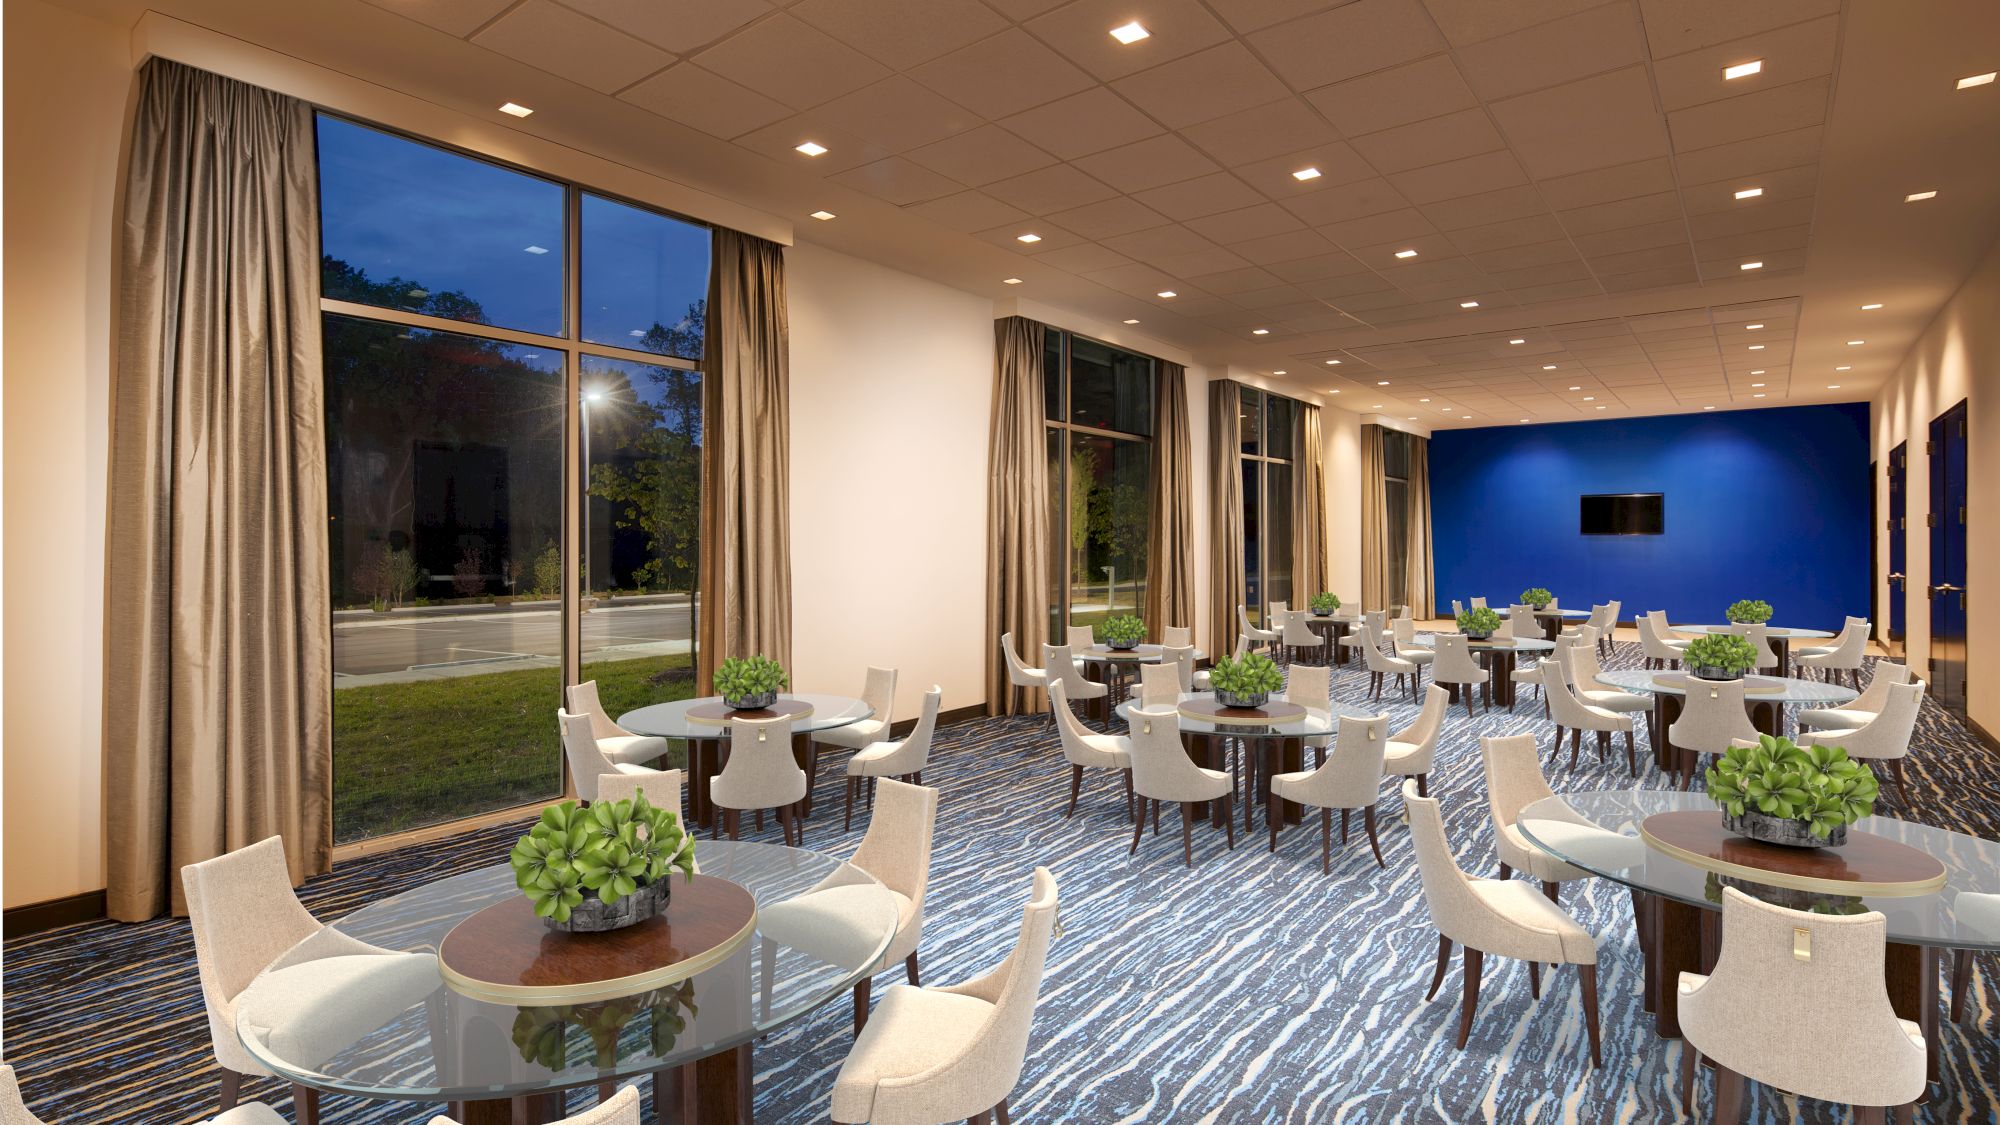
[6, 648, 1997, 1123]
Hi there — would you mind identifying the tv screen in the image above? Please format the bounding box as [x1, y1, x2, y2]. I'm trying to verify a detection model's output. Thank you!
[1581, 493, 1663, 535]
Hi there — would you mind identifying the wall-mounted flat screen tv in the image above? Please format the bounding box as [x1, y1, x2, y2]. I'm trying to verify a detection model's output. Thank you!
[1581, 493, 1663, 535]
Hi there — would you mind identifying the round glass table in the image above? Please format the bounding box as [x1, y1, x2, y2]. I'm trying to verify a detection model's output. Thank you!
[1674, 624, 1837, 677]
[1593, 669, 1857, 775]
[620, 694, 872, 825]
[1519, 791, 1999, 1085]
[1408, 632, 1555, 708]
[1495, 605, 1591, 639]
[1077, 644, 1205, 705]
[235, 841, 897, 1124]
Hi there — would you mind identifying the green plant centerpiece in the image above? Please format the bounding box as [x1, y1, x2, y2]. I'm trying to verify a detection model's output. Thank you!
[509, 793, 696, 932]
[1705, 734, 1879, 848]
[1456, 605, 1503, 639]
[713, 654, 788, 710]
[1308, 592, 1341, 617]
[1208, 651, 1284, 710]
[1725, 598, 1774, 624]
[1520, 587, 1554, 610]
[1098, 614, 1146, 651]
[1683, 633, 1757, 681]
[511, 980, 698, 1070]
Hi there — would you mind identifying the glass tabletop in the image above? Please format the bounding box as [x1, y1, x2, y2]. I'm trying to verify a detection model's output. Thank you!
[618, 693, 872, 738]
[1495, 607, 1590, 618]
[1077, 644, 1207, 664]
[1115, 693, 1381, 739]
[1518, 791, 2000, 951]
[1408, 632, 1556, 653]
[1676, 624, 1837, 639]
[1594, 668, 1858, 705]
[234, 841, 898, 1102]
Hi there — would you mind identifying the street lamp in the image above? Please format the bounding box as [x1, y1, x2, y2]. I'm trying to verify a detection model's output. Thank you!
[582, 388, 605, 600]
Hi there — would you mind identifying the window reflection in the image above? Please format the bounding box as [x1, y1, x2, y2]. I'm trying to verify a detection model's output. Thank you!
[1044, 328, 1155, 633]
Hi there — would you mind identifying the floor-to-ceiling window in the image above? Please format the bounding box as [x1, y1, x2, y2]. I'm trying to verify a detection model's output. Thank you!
[1382, 428, 1414, 612]
[1240, 386, 1298, 624]
[1044, 329, 1154, 639]
[317, 114, 709, 842]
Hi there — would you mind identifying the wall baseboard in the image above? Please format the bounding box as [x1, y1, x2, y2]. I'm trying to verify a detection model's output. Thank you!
[1968, 715, 2000, 755]
[890, 703, 986, 737]
[3, 889, 107, 938]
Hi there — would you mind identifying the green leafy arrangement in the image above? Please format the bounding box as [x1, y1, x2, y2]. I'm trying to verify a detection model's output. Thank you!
[509, 793, 695, 923]
[713, 655, 788, 699]
[1457, 606, 1503, 635]
[1520, 587, 1554, 609]
[1098, 614, 1146, 645]
[1725, 598, 1774, 624]
[1208, 652, 1284, 695]
[1684, 633, 1757, 674]
[512, 980, 698, 1069]
[1309, 592, 1341, 613]
[1706, 735, 1879, 840]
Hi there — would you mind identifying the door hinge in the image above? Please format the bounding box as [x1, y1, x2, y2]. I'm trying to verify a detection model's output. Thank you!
[1926, 441, 1935, 455]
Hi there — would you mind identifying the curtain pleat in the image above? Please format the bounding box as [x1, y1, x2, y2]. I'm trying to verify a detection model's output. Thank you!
[1294, 403, 1327, 601]
[985, 317, 1051, 715]
[1406, 434, 1435, 618]
[1144, 362, 1194, 638]
[1360, 423, 1388, 612]
[106, 59, 331, 920]
[1207, 379, 1246, 654]
[697, 229, 793, 692]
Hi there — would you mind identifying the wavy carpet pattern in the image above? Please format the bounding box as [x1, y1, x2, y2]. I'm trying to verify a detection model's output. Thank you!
[6, 648, 1998, 1123]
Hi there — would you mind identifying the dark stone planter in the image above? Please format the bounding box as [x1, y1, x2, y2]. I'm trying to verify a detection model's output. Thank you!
[723, 691, 778, 711]
[1464, 629, 1495, 640]
[1214, 689, 1269, 710]
[1105, 638, 1139, 651]
[1689, 665, 1747, 682]
[545, 879, 670, 933]
[1312, 609, 1335, 617]
[1723, 808, 1847, 848]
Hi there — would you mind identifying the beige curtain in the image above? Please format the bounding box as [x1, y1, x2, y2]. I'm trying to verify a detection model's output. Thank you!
[1144, 361, 1194, 638]
[1293, 404, 1327, 600]
[697, 229, 793, 692]
[1360, 423, 1389, 612]
[985, 317, 1050, 715]
[1207, 379, 1246, 654]
[1406, 434, 1435, 618]
[106, 60, 331, 920]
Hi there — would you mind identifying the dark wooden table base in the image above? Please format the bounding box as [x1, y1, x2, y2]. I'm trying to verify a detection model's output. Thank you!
[446, 1042, 754, 1125]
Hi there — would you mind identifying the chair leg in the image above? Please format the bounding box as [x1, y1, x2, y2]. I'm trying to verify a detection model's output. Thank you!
[1221, 794, 1235, 849]
[726, 809, 740, 840]
[1528, 960, 1540, 998]
[852, 976, 871, 1034]
[1568, 727, 1581, 770]
[1426, 934, 1452, 1000]
[1596, 728, 1610, 761]
[1340, 807, 1350, 844]
[1542, 880, 1560, 904]
[1713, 1064, 1746, 1122]
[1416, 773, 1429, 797]
[1889, 758, 1909, 804]
[1498, 862, 1512, 880]
[1625, 729, 1638, 775]
[217, 1070, 244, 1113]
[779, 802, 798, 847]
[1363, 804, 1385, 869]
[995, 1099, 1012, 1125]
[844, 777, 856, 831]
[1679, 1046, 1699, 1113]
[1579, 963, 1602, 1068]
[1180, 802, 1196, 868]
[1318, 806, 1332, 873]
[1951, 948, 1972, 1022]
[755, 808, 764, 832]
[1891, 1104, 1915, 1124]
[1455, 947, 1483, 1049]
[1855, 1107, 1885, 1125]
[1066, 764, 1082, 818]
[291, 1084, 320, 1125]
[1129, 797, 1146, 855]
[1124, 768, 1135, 823]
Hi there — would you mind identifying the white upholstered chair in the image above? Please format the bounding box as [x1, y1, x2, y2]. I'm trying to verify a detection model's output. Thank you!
[1, 1065, 288, 1125]
[1269, 713, 1389, 871]
[1509, 654, 1546, 713]
[1160, 645, 1197, 691]
[1678, 889, 1924, 1122]
[1361, 623, 1420, 702]
[1127, 704, 1234, 867]
[841, 779, 939, 1033]
[1800, 661, 1911, 731]
[1507, 605, 1542, 642]
[1596, 600, 1623, 658]
[712, 714, 807, 844]
[1238, 604, 1280, 655]
[1666, 678, 1760, 789]
[1727, 622, 1780, 673]
[1191, 635, 1249, 691]
[1281, 662, 1335, 764]
[812, 667, 898, 794]
[1384, 686, 1448, 797]
[830, 867, 1058, 1125]
[1137, 663, 1181, 709]
[1278, 610, 1325, 665]
[1041, 644, 1108, 725]
[1428, 633, 1487, 715]
[1795, 617, 1870, 687]
[1543, 654, 1639, 775]
[1470, 596, 1488, 610]
[846, 686, 941, 830]
[561, 709, 667, 803]
[432, 1087, 640, 1125]
[1161, 625, 1192, 648]
[1450, 598, 1464, 616]
[1479, 734, 1644, 906]
[1639, 611, 1690, 669]
[1796, 680, 1925, 804]
[1048, 679, 1131, 821]
[1405, 781, 1602, 1066]
[565, 680, 668, 766]
[595, 769, 684, 816]
[1065, 624, 1096, 668]
[1337, 609, 1387, 659]
[1951, 892, 1998, 1024]
[1391, 616, 1436, 673]
[999, 633, 1049, 717]
[1566, 633, 1651, 725]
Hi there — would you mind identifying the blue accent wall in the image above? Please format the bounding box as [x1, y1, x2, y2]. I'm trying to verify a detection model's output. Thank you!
[1428, 403, 1872, 628]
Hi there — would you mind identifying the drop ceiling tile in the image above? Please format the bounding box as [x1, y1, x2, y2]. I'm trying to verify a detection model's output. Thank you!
[1027, 0, 1233, 81]
[1557, 191, 1681, 234]
[1694, 223, 1810, 257]
[693, 13, 890, 109]
[471, 0, 674, 94]
[1350, 108, 1508, 174]
[1303, 55, 1480, 137]
[1317, 207, 1437, 248]
[1448, 214, 1568, 254]
[1082, 261, 1183, 293]
[999, 88, 1164, 160]
[1335, 288, 1424, 312]
[831, 157, 968, 205]
[791, 0, 1007, 69]
[1488, 258, 1594, 287]
[1151, 245, 1255, 277]
[1420, 184, 1550, 231]
[909, 28, 1096, 120]
[558, 0, 772, 54]
[983, 0, 1067, 16]
[1157, 294, 1234, 316]
[1418, 0, 1608, 47]
[983, 163, 1120, 213]
[1249, 0, 1447, 91]
[1600, 263, 1701, 291]
[735, 115, 893, 173]
[1204, 0, 1345, 34]
[1032, 242, 1134, 272]
[620, 63, 791, 139]
[1186, 202, 1307, 244]
[1111, 42, 1293, 128]
[1636, 0, 1839, 57]
[1240, 143, 1378, 199]
[905, 190, 1031, 231]
[1046, 196, 1174, 239]
[1455, 3, 1647, 101]
[1074, 134, 1223, 193]
[1102, 223, 1223, 261]
[1279, 177, 1409, 225]
[1683, 164, 1818, 214]
[365, 0, 517, 37]
[1671, 125, 1823, 186]
[1189, 265, 1286, 294]
[1587, 244, 1696, 275]
[1652, 15, 1838, 112]
[973, 218, 1087, 252]
[1135, 173, 1270, 220]
[1180, 98, 1341, 167]
[1388, 149, 1530, 205]
[1687, 196, 1816, 239]
[1570, 218, 1686, 256]
[1489, 67, 1670, 180]
[1666, 77, 1831, 152]
[1232, 230, 1342, 265]
[1536, 157, 1677, 210]
[1264, 249, 1372, 282]
[814, 77, 981, 151]
[906, 125, 1057, 186]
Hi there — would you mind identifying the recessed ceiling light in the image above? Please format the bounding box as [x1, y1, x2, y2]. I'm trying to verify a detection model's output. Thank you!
[1109, 20, 1149, 44]
[1596, 405, 1607, 410]
[1750, 370, 1765, 375]
[499, 102, 534, 117]
[1753, 394, 1766, 398]
[1746, 323, 1764, 330]
[1325, 359, 1342, 365]
[1328, 389, 1340, 393]
[1293, 167, 1322, 181]
[1520, 418, 1530, 423]
[1861, 302, 1883, 310]
[1407, 416, 1417, 421]
[1957, 71, 1997, 89]
[1734, 187, 1764, 200]
[1016, 233, 1042, 243]
[1156, 290, 1177, 298]
[1394, 249, 1418, 259]
[1252, 328, 1270, 335]
[1123, 318, 1139, 324]
[1704, 406, 1716, 410]
[1002, 278, 1023, 285]
[1569, 385, 1582, 391]
[1740, 261, 1763, 270]
[1419, 398, 1431, 402]
[1273, 369, 1286, 375]
[1751, 382, 1766, 387]
[1748, 344, 1765, 350]
[1836, 365, 1852, 371]
[523, 245, 549, 254]
[1372, 404, 1383, 409]
[1509, 338, 1525, 345]
[809, 210, 836, 221]
[795, 141, 829, 156]
[1583, 396, 1595, 401]
[1828, 384, 1842, 389]
[1846, 339, 1864, 346]
[1905, 190, 1938, 202]
[1376, 380, 1391, 385]
[1459, 300, 1480, 308]
[1723, 59, 1763, 80]
[1543, 365, 1558, 371]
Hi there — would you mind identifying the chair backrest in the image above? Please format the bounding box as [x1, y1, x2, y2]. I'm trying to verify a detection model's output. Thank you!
[1849, 660, 1911, 712]
[1470, 596, 1487, 609]
[954, 868, 1060, 1099]
[1228, 634, 1252, 662]
[711, 715, 806, 811]
[1827, 680, 1924, 760]
[595, 769, 684, 817]
[1160, 645, 1196, 691]
[869, 686, 942, 774]
[848, 779, 938, 904]
[1387, 686, 1449, 773]
[1391, 616, 1417, 645]
[1363, 609, 1386, 634]
[1270, 601, 1288, 618]
[1726, 622, 1778, 668]
[566, 680, 623, 740]
[181, 837, 326, 1071]
[1138, 663, 1181, 709]
[1679, 888, 1925, 1107]
[1402, 782, 1487, 944]
[560, 709, 620, 802]
[0, 1067, 46, 1125]
[1637, 612, 1682, 658]
[1508, 606, 1541, 640]
[1604, 599, 1622, 626]
[1238, 603, 1275, 637]
[1040, 644, 1097, 694]
[1281, 611, 1321, 645]
[430, 1085, 640, 1125]
[1430, 633, 1484, 681]
[1281, 663, 1332, 709]
[1289, 713, 1388, 807]
[1566, 633, 1608, 685]
[1046, 680, 1107, 768]
[1585, 603, 1615, 632]
[1000, 632, 1045, 685]
[1480, 734, 1555, 834]
[1361, 630, 1410, 674]
[1452, 599, 1465, 616]
[1126, 705, 1218, 801]
[1162, 625, 1192, 648]
[1817, 619, 1871, 666]
[1061, 624, 1092, 653]
[1668, 678, 1761, 754]
[858, 666, 898, 726]
[1542, 654, 1609, 729]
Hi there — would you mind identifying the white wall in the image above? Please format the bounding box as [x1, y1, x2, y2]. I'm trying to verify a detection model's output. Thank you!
[786, 242, 995, 723]
[1871, 234, 2000, 738]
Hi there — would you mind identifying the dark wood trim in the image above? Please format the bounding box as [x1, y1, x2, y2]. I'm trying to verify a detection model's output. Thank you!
[1965, 715, 2000, 755]
[890, 703, 986, 737]
[4, 889, 107, 938]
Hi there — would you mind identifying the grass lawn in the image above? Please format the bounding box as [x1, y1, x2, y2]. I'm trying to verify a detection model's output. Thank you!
[333, 652, 695, 843]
